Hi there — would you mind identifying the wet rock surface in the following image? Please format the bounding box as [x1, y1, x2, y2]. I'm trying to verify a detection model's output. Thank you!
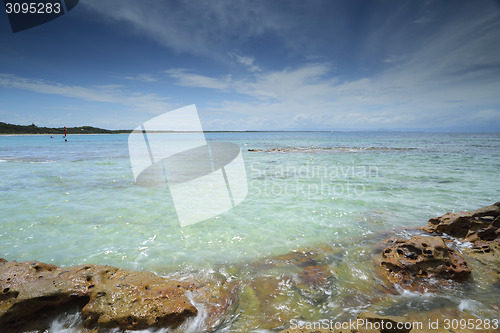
[0, 259, 238, 331]
[422, 202, 500, 239]
[422, 202, 500, 278]
[375, 235, 471, 291]
[467, 238, 500, 275]
[0, 260, 90, 328]
[186, 278, 240, 331]
[80, 268, 197, 329]
[1, 202, 499, 331]
[232, 247, 339, 331]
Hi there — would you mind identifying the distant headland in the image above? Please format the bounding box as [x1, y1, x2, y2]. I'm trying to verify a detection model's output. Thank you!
[0, 122, 131, 135]
[0, 122, 337, 134]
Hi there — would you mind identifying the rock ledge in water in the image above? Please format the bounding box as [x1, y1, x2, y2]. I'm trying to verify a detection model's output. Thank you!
[422, 202, 500, 239]
[375, 235, 470, 291]
[422, 201, 500, 276]
[0, 259, 236, 331]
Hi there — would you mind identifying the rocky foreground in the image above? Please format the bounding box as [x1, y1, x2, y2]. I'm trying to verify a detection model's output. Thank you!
[1, 202, 499, 332]
[0, 260, 237, 331]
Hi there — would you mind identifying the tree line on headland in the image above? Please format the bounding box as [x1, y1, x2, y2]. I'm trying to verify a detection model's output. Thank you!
[0, 122, 131, 135]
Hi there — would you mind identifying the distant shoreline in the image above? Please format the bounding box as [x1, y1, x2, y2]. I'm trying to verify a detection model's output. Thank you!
[0, 133, 132, 136]
[1, 123, 498, 135]
[0, 122, 131, 135]
[0, 131, 330, 136]
[1, 122, 336, 135]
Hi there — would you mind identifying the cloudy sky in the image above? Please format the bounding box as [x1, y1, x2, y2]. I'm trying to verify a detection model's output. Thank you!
[1, 0, 499, 131]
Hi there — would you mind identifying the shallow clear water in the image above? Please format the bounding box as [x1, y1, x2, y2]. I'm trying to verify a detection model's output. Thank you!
[1, 132, 499, 331]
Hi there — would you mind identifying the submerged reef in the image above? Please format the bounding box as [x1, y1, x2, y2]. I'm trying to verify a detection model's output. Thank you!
[247, 146, 417, 153]
[0, 202, 499, 332]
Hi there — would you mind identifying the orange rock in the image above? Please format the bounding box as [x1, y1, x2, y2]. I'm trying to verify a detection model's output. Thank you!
[0, 259, 237, 331]
[422, 202, 500, 239]
[375, 235, 470, 291]
[421, 202, 500, 279]
[80, 268, 197, 329]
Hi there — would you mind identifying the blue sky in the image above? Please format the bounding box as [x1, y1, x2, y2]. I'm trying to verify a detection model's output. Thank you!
[1, 0, 499, 131]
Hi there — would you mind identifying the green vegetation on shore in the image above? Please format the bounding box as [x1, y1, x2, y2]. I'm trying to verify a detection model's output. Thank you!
[0, 122, 335, 134]
[0, 122, 131, 135]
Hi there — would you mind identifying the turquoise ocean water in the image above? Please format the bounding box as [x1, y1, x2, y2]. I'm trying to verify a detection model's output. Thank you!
[1, 132, 499, 331]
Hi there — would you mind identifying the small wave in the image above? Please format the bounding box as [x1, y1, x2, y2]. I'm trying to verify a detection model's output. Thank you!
[458, 299, 482, 312]
[0, 157, 57, 163]
[450, 238, 474, 250]
[396, 285, 435, 298]
[28, 160, 56, 164]
[48, 311, 83, 332]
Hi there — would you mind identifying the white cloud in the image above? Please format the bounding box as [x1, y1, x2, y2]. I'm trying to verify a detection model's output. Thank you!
[166, 49, 500, 130]
[0, 74, 174, 115]
[229, 52, 261, 72]
[78, 1, 500, 129]
[81, 0, 291, 60]
[164, 69, 231, 91]
[6, 1, 498, 131]
[382, 55, 407, 64]
[166, 63, 337, 102]
[123, 74, 158, 82]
